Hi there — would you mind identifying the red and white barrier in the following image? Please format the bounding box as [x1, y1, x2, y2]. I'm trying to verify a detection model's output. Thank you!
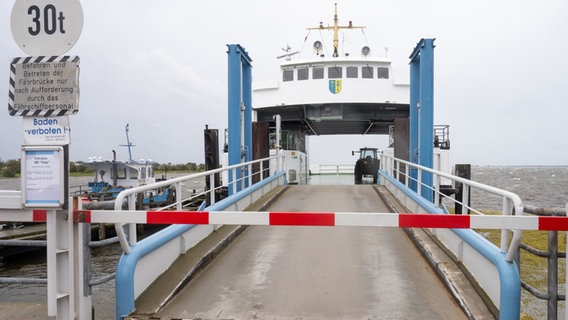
[0, 209, 47, 222]
[65, 210, 568, 231]
[3, 209, 565, 231]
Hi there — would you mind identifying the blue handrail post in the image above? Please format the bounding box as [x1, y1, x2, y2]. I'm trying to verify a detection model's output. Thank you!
[227, 44, 253, 195]
[409, 39, 435, 202]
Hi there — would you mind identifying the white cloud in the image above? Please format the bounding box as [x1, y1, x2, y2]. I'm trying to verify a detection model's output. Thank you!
[0, 0, 567, 166]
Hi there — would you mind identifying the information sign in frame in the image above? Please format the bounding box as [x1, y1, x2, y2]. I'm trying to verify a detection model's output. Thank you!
[21, 145, 65, 208]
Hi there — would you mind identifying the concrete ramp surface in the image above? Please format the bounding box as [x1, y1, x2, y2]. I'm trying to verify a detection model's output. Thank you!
[152, 185, 467, 319]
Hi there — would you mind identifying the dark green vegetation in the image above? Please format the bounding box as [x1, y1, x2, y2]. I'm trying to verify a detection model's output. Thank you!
[0, 158, 21, 177]
[0, 158, 204, 178]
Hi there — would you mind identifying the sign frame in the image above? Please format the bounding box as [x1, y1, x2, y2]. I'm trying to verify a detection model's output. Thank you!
[21, 145, 65, 208]
[8, 55, 80, 117]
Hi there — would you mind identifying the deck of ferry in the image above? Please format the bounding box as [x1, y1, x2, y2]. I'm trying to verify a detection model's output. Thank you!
[129, 184, 486, 319]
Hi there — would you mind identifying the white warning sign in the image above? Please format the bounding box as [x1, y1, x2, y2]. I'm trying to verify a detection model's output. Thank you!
[9, 56, 80, 117]
[23, 116, 70, 145]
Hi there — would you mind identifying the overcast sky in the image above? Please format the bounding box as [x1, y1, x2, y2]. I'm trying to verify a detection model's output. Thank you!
[1, 0, 567, 166]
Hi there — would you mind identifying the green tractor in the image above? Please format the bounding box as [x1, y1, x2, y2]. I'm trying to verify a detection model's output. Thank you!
[352, 147, 380, 184]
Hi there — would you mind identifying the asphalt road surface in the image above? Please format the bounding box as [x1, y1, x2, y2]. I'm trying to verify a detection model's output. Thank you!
[155, 185, 467, 319]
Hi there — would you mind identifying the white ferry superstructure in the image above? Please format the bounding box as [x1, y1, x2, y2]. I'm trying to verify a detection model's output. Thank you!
[253, 4, 410, 183]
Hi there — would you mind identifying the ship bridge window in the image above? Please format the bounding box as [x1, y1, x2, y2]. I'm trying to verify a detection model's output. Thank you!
[327, 67, 343, 79]
[283, 70, 294, 82]
[313, 67, 324, 79]
[114, 168, 126, 179]
[298, 68, 309, 80]
[328, 66, 342, 79]
[346, 66, 358, 78]
[116, 168, 126, 179]
[140, 167, 147, 179]
[362, 66, 374, 79]
[129, 168, 138, 179]
[378, 67, 389, 79]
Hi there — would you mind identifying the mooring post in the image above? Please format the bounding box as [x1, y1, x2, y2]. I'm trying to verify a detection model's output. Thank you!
[454, 164, 471, 214]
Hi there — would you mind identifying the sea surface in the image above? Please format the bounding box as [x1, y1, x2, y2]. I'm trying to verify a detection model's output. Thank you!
[0, 166, 567, 318]
[310, 165, 568, 210]
[470, 166, 568, 211]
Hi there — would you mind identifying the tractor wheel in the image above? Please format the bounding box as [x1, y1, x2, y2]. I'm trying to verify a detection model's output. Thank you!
[354, 169, 363, 184]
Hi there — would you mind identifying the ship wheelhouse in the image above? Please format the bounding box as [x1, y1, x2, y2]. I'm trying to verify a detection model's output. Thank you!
[253, 55, 409, 137]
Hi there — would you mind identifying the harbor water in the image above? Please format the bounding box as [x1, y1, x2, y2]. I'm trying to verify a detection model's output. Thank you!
[471, 166, 568, 210]
[309, 166, 568, 210]
[0, 166, 567, 318]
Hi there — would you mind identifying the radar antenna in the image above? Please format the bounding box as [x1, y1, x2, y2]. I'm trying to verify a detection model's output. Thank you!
[306, 3, 365, 57]
[277, 45, 299, 60]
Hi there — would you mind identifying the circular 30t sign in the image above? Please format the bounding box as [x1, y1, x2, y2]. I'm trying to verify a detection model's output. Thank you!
[11, 0, 83, 56]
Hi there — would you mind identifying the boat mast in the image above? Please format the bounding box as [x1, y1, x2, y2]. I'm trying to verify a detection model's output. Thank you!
[120, 123, 135, 163]
[307, 3, 365, 57]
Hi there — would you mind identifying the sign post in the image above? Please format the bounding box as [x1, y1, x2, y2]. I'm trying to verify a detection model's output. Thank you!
[9, 0, 84, 318]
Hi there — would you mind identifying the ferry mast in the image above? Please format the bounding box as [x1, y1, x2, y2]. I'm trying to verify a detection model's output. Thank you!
[307, 3, 365, 57]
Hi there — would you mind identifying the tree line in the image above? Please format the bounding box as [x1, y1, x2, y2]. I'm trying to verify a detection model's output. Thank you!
[0, 159, 204, 178]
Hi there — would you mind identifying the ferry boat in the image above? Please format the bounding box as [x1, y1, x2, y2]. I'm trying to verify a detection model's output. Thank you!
[253, 4, 410, 184]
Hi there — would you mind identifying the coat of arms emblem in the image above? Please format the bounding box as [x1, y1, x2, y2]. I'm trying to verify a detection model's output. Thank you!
[328, 80, 342, 94]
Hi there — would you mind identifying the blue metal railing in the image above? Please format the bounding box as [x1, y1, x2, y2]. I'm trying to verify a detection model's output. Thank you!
[379, 153, 522, 319]
[113, 155, 285, 319]
[113, 155, 283, 254]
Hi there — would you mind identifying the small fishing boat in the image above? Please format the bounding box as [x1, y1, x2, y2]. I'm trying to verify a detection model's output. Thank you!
[82, 124, 174, 207]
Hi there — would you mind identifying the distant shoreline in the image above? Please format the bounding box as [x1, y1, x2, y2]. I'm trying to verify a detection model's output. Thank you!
[0, 170, 201, 180]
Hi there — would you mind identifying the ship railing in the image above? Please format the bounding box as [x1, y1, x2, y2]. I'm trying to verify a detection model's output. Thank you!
[379, 152, 523, 319]
[388, 124, 451, 149]
[433, 124, 450, 149]
[113, 154, 285, 254]
[309, 164, 355, 175]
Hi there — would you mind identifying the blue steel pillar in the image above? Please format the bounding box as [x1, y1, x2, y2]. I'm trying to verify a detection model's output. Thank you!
[409, 52, 420, 192]
[243, 58, 253, 187]
[227, 44, 253, 195]
[243, 64, 253, 162]
[409, 39, 435, 202]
